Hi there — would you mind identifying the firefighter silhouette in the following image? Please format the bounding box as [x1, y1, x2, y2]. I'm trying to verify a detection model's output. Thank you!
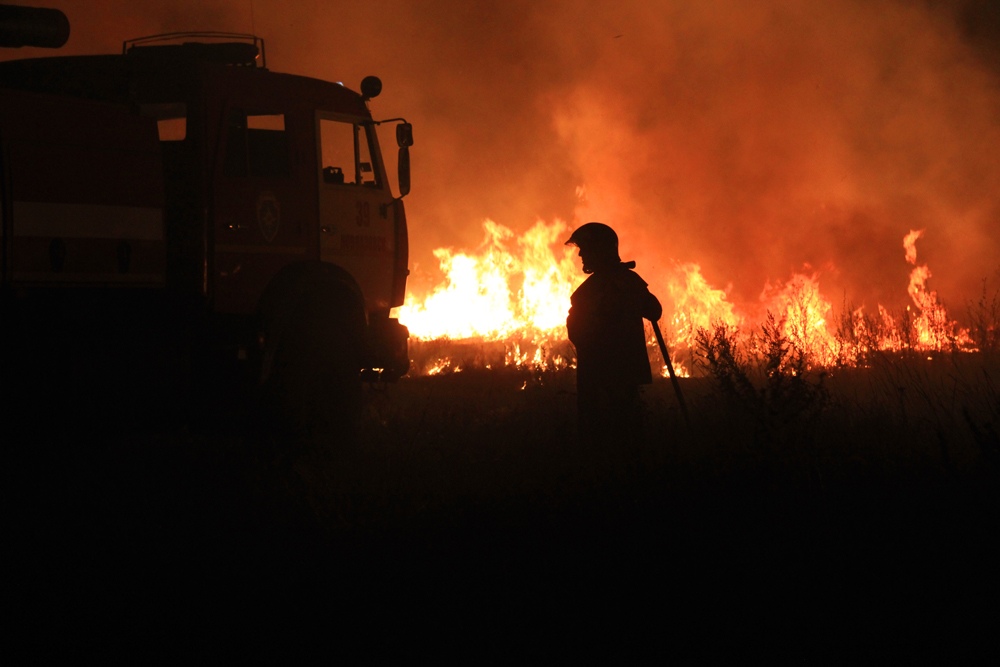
[566, 222, 662, 451]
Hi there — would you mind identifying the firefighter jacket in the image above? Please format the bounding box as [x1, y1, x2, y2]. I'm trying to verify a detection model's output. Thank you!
[567, 261, 662, 388]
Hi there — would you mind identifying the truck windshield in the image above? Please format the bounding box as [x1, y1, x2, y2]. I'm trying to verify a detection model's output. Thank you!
[318, 118, 380, 187]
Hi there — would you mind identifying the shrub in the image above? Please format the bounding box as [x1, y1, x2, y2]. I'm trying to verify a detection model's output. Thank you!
[694, 313, 830, 440]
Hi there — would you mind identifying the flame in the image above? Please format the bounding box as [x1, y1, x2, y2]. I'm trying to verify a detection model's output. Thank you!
[759, 273, 839, 368]
[395, 219, 580, 374]
[397, 220, 578, 340]
[903, 229, 974, 351]
[666, 262, 742, 348]
[395, 220, 976, 376]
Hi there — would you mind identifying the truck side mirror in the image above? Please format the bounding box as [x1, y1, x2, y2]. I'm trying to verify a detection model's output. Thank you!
[396, 122, 412, 196]
[396, 122, 413, 148]
[397, 146, 410, 197]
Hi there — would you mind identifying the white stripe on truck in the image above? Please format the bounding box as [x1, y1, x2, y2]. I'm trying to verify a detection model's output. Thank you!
[12, 201, 164, 241]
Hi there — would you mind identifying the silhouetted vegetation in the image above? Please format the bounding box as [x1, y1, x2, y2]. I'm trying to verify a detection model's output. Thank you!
[694, 313, 830, 441]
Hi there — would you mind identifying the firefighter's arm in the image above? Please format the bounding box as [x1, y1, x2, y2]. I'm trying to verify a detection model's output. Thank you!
[625, 271, 662, 322]
[643, 290, 663, 323]
[618, 269, 661, 322]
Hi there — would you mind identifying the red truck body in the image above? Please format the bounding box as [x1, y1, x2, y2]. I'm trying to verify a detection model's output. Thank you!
[1, 20, 411, 427]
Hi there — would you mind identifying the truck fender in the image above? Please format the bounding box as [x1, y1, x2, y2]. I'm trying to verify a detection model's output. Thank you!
[256, 261, 366, 386]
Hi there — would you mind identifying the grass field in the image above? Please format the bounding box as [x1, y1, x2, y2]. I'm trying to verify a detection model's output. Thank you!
[9, 348, 1000, 661]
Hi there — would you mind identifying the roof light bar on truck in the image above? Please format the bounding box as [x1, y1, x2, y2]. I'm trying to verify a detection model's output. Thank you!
[123, 32, 265, 68]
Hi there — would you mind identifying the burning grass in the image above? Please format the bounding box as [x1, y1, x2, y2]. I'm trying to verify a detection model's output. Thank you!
[396, 220, 991, 385]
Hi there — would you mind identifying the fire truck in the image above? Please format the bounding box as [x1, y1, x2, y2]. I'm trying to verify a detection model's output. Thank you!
[0, 6, 411, 429]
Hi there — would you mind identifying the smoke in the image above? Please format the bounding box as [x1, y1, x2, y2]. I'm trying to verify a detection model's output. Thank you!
[253, 0, 1000, 312]
[5, 0, 999, 312]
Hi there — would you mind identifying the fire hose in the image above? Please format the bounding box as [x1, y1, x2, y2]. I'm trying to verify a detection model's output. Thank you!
[651, 319, 691, 428]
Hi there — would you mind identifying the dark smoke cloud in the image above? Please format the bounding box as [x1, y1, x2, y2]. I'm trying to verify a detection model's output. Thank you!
[5, 0, 999, 313]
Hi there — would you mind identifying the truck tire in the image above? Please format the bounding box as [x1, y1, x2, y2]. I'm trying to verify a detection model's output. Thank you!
[257, 263, 366, 451]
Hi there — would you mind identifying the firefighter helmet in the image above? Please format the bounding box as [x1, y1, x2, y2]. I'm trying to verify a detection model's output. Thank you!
[565, 222, 619, 251]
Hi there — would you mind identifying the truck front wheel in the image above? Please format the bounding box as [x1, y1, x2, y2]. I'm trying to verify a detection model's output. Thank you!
[257, 264, 366, 450]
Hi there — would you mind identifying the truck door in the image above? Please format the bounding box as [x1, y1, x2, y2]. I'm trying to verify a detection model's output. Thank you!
[316, 113, 397, 314]
[212, 106, 312, 314]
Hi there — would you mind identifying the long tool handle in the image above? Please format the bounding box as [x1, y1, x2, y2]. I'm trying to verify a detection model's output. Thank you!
[652, 321, 691, 428]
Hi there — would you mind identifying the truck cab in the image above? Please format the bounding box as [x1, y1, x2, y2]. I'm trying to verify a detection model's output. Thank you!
[1, 26, 412, 428]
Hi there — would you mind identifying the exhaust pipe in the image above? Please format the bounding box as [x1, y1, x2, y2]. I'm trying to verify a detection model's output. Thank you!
[0, 5, 70, 49]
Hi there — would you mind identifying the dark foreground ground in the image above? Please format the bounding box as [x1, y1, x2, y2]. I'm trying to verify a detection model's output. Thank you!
[8, 363, 1000, 662]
